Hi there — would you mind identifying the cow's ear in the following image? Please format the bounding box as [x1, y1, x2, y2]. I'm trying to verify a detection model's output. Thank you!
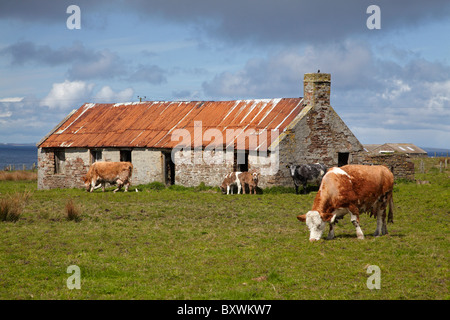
[286, 165, 290, 168]
[297, 214, 307, 222]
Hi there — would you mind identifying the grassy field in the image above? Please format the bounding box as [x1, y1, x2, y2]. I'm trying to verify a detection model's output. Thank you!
[0, 159, 448, 300]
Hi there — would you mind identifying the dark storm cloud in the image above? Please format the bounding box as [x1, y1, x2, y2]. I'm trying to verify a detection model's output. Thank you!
[1, 41, 127, 80]
[0, 0, 111, 22]
[120, 0, 450, 45]
[1, 41, 97, 66]
[2, 1, 449, 45]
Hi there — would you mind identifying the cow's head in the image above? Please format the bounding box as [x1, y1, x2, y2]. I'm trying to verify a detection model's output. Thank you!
[286, 164, 297, 177]
[220, 176, 229, 194]
[297, 211, 333, 242]
[82, 176, 91, 191]
[252, 172, 259, 184]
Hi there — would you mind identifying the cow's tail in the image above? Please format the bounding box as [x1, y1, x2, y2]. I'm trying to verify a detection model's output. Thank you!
[387, 191, 394, 224]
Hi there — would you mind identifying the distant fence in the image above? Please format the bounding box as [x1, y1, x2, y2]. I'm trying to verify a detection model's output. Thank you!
[2, 163, 37, 171]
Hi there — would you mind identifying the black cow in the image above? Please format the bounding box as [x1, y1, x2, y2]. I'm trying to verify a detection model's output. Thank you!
[286, 163, 328, 194]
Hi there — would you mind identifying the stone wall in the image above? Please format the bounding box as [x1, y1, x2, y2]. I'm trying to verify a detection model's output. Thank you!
[362, 153, 415, 181]
[38, 147, 165, 190]
[174, 150, 233, 187]
[38, 148, 90, 190]
[131, 148, 163, 185]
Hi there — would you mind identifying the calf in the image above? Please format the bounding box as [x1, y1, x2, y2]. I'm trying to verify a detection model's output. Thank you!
[83, 161, 133, 193]
[238, 171, 260, 194]
[220, 172, 243, 194]
[297, 165, 394, 241]
[287, 163, 327, 194]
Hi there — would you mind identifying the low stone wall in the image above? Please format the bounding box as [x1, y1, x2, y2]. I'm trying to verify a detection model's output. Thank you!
[362, 153, 415, 181]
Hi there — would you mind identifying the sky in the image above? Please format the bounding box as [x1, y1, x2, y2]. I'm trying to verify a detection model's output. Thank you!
[0, 0, 449, 148]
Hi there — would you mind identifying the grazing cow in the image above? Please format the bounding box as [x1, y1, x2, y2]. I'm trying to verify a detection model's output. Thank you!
[239, 171, 260, 194]
[220, 172, 243, 194]
[286, 163, 327, 194]
[83, 161, 133, 193]
[297, 165, 394, 241]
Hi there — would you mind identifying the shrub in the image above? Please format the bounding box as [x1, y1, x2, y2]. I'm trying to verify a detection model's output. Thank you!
[147, 181, 166, 191]
[0, 192, 30, 222]
[65, 199, 81, 222]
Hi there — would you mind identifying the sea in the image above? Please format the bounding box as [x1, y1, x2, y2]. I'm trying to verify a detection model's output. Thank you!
[0, 144, 38, 170]
[0, 144, 447, 171]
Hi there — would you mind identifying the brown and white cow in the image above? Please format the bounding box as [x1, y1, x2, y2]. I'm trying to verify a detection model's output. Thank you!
[239, 171, 260, 194]
[297, 164, 394, 241]
[220, 171, 260, 195]
[83, 161, 133, 193]
[220, 172, 243, 194]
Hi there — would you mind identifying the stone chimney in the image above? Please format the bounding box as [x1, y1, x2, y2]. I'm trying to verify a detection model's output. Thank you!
[303, 72, 331, 107]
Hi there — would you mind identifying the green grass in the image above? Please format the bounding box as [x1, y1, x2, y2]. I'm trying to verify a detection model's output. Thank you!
[0, 159, 448, 300]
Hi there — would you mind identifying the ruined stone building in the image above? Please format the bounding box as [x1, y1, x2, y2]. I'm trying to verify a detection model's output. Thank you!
[37, 72, 366, 190]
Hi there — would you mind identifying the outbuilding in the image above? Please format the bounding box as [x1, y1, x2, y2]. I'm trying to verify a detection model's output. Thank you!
[37, 72, 365, 189]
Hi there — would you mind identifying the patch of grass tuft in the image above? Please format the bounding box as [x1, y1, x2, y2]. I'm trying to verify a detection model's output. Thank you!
[65, 198, 81, 222]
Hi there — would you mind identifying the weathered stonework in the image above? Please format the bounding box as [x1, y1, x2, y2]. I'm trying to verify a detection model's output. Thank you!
[38, 147, 166, 190]
[363, 153, 415, 181]
[38, 148, 90, 190]
[272, 103, 365, 187]
[303, 73, 331, 107]
[174, 150, 233, 187]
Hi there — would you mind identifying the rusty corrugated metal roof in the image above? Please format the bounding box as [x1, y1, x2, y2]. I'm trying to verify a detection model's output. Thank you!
[39, 98, 304, 150]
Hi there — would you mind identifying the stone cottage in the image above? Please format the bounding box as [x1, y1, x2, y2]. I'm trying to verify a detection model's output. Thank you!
[37, 72, 366, 190]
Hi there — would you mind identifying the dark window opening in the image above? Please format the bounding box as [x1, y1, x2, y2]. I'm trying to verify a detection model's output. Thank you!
[338, 152, 349, 167]
[54, 149, 65, 174]
[162, 151, 175, 186]
[234, 150, 248, 172]
[90, 149, 102, 163]
[120, 150, 132, 162]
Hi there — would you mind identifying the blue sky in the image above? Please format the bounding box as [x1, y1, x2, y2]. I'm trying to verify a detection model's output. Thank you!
[0, 0, 449, 148]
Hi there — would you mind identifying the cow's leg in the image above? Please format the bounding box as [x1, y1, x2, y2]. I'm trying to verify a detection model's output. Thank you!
[113, 179, 123, 193]
[381, 203, 389, 235]
[373, 201, 383, 237]
[302, 182, 307, 194]
[349, 205, 364, 239]
[294, 184, 299, 194]
[124, 181, 129, 192]
[90, 179, 96, 192]
[101, 182, 106, 192]
[381, 212, 388, 235]
[374, 197, 389, 236]
[374, 213, 383, 237]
